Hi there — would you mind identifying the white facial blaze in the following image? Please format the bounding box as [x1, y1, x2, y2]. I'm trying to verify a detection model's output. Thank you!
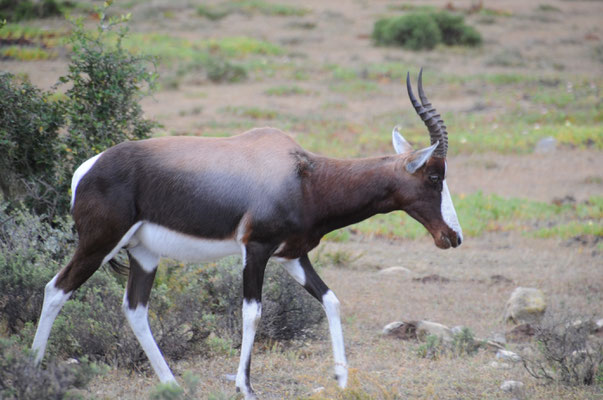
[441, 179, 463, 243]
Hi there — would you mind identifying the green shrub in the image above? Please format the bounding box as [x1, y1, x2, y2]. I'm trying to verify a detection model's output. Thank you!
[0, 3, 157, 219]
[432, 11, 482, 47]
[372, 11, 482, 50]
[0, 0, 68, 22]
[59, 11, 158, 175]
[522, 315, 603, 386]
[373, 13, 441, 50]
[0, 73, 64, 216]
[0, 337, 101, 400]
[0, 205, 73, 333]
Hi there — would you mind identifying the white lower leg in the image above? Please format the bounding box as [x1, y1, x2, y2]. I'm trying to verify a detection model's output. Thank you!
[322, 290, 348, 388]
[236, 299, 262, 399]
[123, 302, 175, 383]
[32, 274, 72, 364]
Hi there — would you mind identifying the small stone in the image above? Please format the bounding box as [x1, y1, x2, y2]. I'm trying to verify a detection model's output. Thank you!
[488, 332, 507, 345]
[534, 136, 556, 153]
[490, 361, 511, 369]
[416, 320, 453, 342]
[496, 349, 521, 362]
[500, 380, 524, 399]
[506, 323, 536, 343]
[382, 321, 404, 335]
[413, 274, 450, 283]
[66, 358, 79, 365]
[312, 387, 325, 394]
[503, 287, 546, 325]
[382, 321, 417, 340]
[377, 266, 411, 275]
[451, 325, 463, 335]
[484, 340, 505, 351]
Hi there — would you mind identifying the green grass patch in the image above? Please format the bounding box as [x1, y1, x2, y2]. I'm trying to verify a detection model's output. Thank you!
[264, 84, 312, 96]
[1, 45, 56, 60]
[329, 80, 380, 94]
[533, 221, 602, 239]
[221, 106, 282, 120]
[197, 0, 308, 20]
[121, 33, 283, 62]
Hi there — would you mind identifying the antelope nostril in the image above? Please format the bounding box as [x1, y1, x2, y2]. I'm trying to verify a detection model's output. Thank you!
[457, 235, 462, 246]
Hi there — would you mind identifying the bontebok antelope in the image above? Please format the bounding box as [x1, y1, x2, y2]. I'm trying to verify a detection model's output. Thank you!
[32, 70, 462, 398]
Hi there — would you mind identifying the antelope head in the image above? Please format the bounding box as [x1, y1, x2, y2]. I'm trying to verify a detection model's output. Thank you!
[392, 69, 463, 249]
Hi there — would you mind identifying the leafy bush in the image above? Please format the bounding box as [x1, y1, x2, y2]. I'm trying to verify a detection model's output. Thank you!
[432, 11, 482, 47]
[372, 13, 441, 50]
[522, 315, 603, 386]
[0, 73, 64, 216]
[0, 337, 101, 400]
[0, 4, 157, 219]
[0, 0, 67, 22]
[59, 11, 158, 178]
[373, 11, 482, 50]
[0, 205, 73, 333]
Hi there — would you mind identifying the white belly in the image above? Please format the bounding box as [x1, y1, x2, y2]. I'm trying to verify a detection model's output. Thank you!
[132, 222, 241, 262]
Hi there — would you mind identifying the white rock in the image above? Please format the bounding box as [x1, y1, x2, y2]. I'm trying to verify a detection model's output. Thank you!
[534, 137, 556, 153]
[500, 380, 524, 395]
[490, 361, 511, 369]
[503, 287, 546, 325]
[496, 349, 521, 362]
[382, 321, 405, 335]
[416, 320, 453, 342]
[377, 266, 411, 275]
[66, 358, 79, 365]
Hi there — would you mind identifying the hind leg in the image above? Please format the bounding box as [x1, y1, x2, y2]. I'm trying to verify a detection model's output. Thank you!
[32, 218, 140, 364]
[123, 245, 175, 383]
[32, 247, 110, 364]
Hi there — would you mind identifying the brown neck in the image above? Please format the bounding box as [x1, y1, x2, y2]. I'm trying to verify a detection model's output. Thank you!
[306, 155, 401, 236]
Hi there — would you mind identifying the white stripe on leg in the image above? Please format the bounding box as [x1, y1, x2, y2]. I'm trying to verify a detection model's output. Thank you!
[123, 301, 175, 383]
[32, 274, 72, 364]
[236, 299, 261, 399]
[322, 290, 348, 388]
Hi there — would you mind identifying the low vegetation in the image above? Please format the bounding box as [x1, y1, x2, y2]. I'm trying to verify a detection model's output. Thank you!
[522, 314, 603, 386]
[197, 0, 308, 21]
[0, 0, 69, 22]
[0, 337, 101, 400]
[373, 11, 481, 50]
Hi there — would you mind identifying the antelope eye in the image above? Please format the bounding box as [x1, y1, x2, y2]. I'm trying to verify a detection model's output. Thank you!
[429, 175, 440, 184]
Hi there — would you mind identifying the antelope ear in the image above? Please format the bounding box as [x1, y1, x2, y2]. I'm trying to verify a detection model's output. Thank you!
[392, 126, 413, 154]
[405, 141, 439, 174]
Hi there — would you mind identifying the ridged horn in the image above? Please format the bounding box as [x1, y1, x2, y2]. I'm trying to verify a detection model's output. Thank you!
[406, 68, 447, 158]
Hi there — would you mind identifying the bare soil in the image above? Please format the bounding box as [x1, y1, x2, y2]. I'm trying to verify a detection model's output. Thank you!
[3, 0, 602, 398]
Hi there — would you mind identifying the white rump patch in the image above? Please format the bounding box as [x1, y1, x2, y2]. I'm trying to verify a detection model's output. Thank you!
[70, 152, 103, 209]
